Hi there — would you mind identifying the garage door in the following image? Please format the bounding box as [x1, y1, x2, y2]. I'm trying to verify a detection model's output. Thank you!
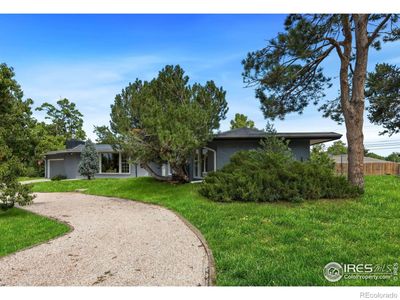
[48, 159, 66, 178]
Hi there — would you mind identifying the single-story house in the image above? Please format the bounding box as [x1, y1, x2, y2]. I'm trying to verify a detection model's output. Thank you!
[44, 128, 342, 181]
[332, 154, 400, 176]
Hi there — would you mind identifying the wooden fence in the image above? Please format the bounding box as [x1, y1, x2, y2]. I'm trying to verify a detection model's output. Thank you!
[335, 162, 400, 176]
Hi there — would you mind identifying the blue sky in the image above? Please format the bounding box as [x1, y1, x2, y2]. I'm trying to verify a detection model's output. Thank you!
[1, 14, 399, 155]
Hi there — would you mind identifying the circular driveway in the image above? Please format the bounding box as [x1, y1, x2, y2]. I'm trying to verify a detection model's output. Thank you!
[0, 193, 212, 286]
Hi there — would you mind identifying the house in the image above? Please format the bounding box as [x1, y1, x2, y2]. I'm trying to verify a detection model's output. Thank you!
[332, 154, 400, 176]
[44, 128, 342, 180]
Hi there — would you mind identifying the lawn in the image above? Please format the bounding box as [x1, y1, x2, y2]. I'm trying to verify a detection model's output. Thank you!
[0, 208, 70, 257]
[18, 177, 44, 182]
[32, 176, 400, 286]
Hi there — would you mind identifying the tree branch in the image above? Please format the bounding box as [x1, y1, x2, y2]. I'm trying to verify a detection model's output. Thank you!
[368, 14, 392, 45]
[323, 37, 345, 61]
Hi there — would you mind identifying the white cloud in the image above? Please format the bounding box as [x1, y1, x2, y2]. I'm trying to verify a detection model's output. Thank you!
[13, 52, 400, 156]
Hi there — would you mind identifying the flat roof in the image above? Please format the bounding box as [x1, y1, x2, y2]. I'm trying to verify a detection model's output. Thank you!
[213, 128, 342, 145]
[45, 129, 342, 155]
[45, 144, 116, 156]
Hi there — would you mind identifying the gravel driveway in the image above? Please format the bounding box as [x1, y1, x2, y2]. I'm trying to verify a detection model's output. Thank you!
[0, 193, 212, 286]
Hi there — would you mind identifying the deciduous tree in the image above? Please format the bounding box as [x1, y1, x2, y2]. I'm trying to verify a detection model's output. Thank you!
[386, 152, 400, 162]
[36, 98, 86, 141]
[327, 141, 347, 155]
[0, 63, 34, 210]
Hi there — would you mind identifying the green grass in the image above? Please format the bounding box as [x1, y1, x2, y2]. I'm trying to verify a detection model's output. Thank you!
[18, 177, 43, 182]
[32, 176, 400, 286]
[0, 208, 70, 257]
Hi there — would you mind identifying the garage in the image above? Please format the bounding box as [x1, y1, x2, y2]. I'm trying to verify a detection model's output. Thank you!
[47, 158, 66, 179]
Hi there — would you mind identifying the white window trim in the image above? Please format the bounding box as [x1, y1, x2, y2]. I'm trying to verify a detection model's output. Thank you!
[161, 162, 172, 177]
[193, 147, 216, 179]
[98, 152, 131, 175]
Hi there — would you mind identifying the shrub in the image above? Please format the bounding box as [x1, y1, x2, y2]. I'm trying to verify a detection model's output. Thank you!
[199, 135, 361, 202]
[78, 139, 99, 180]
[51, 175, 67, 181]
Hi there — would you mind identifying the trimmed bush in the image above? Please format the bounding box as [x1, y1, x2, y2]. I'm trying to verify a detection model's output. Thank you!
[199, 137, 361, 202]
[51, 175, 67, 181]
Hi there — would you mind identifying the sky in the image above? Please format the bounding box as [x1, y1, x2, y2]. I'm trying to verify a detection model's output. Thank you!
[1, 14, 399, 155]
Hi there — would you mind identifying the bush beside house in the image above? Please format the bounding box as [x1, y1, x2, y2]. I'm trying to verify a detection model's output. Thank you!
[200, 136, 361, 202]
[78, 140, 99, 180]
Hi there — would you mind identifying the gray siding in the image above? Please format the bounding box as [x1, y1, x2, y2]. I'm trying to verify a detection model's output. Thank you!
[206, 138, 311, 170]
[288, 139, 310, 161]
[46, 152, 151, 179]
[207, 139, 261, 169]
[45, 138, 312, 180]
[65, 153, 81, 179]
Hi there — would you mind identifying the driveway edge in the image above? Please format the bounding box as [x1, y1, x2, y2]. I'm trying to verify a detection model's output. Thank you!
[0, 207, 74, 261]
[74, 192, 217, 286]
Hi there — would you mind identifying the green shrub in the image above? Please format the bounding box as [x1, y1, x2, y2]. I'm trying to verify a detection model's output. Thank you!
[200, 136, 361, 202]
[51, 175, 67, 181]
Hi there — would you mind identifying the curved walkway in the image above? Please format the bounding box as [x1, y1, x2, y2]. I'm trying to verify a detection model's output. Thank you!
[0, 193, 211, 286]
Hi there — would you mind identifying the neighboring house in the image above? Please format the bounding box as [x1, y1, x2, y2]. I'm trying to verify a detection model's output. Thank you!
[44, 128, 341, 180]
[332, 154, 400, 176]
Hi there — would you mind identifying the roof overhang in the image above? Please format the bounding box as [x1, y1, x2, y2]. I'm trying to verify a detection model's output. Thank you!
[213, 132, 342, 144]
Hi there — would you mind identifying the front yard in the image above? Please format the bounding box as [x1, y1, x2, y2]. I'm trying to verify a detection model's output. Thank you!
[29, 175, 400, 286]
[0, 208, 70, 257]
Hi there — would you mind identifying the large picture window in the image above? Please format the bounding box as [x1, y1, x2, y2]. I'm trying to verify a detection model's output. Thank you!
[101, 153, 119, 173]
[99, 153, 130, 174]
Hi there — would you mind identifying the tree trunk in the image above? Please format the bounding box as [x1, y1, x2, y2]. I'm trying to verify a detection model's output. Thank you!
[345, 117, 365, 188]
[141, 163, 171, 182]
[170, 164, 190, 183]
[343, 14, 369, 189]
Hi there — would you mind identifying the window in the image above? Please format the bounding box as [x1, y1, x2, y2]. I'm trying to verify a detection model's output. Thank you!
[101, 153, 119, 173]
[121, 155, 130, 174]
[99, 153, 130, 174]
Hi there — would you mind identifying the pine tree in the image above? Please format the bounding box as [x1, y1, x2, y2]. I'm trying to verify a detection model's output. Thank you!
[78, 139, 99, 180]
[230, 113, 255, 129]
[242, 14, 400, 189]
[96, 65, 228, 183]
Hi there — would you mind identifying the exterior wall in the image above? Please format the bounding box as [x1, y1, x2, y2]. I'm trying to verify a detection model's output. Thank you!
[205, 138, 311, 171]
[45, 152, 152, 179]
[46, 138, 312, 180]
[65, 153, 81, 179]
[288, 139, 310, 161]
[207, 139, 261, 169]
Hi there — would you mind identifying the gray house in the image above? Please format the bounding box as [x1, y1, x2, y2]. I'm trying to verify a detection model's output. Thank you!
[44, 128, 341, 181]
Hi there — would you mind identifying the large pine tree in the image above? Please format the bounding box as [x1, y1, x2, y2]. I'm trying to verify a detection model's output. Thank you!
[96, 65, 228, 183]
[242, 14, 400, 189]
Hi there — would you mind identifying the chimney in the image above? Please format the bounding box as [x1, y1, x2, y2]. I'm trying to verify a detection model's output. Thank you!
[65, 139, 85, 149]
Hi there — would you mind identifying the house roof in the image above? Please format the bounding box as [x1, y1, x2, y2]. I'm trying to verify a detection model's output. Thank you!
[330, 154, 393, 164]
[213, 128, 342, 145]
[45, 144, 116, 156]
[45, 129, 342, 156]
